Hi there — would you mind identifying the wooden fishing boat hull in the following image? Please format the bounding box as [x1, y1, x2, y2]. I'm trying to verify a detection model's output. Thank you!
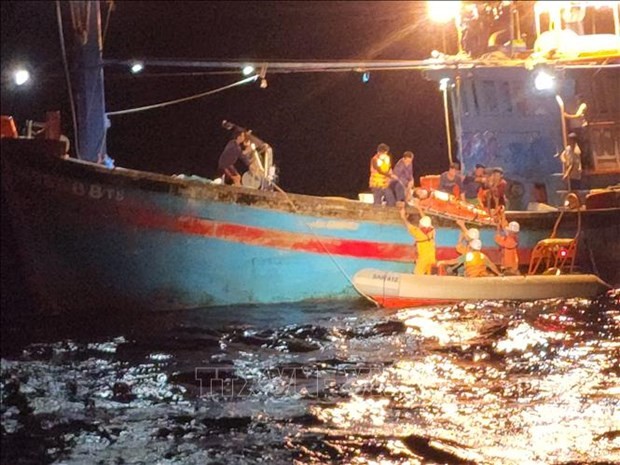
[353, 268, 612, 308]
[2, 139, 619, 311]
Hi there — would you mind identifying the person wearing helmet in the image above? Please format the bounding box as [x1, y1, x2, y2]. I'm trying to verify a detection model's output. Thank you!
[455, 219, 480, 255]
[399, 206, 436, 275]
[369, 143, 397, 206]
[495, 219, 520, 275]
[463, 239, 502, 277]
[437, 236, 501, 277]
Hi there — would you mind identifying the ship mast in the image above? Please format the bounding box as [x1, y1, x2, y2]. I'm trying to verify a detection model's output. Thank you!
[72, 0, 107, 163]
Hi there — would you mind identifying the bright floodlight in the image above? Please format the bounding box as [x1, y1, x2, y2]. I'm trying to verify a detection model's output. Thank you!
[130, 62, 144, 74]
[439, 77, 450, 91]
[534, 70, 555, 91]
[13, 69, 30, 86]
[427, 1, 461, 23]
[242, 65, 255, 76]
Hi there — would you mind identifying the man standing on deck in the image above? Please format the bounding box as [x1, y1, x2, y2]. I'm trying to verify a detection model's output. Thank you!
[218, 130, 253, 185]
[390, 151, 415, 205]
[369, 143, 397, 206]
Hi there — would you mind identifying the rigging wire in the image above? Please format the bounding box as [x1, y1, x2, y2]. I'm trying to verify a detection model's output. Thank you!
[102, 0, 114, 47]
[56, 0, 81, 159]
[270, 182, 381, 307]
[106, 74, 258, 116]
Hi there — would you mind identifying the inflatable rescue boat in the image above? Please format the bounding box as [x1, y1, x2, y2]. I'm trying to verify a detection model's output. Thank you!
[353, 268, 611, 308]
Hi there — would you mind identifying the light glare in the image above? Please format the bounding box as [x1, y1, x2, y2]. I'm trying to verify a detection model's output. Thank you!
[14, 69, 30, 86]
[130, 62, 144, 74]
[242, 65, 255, 76]
[428, 1, 461, 23]
[534, 70, 555, 90]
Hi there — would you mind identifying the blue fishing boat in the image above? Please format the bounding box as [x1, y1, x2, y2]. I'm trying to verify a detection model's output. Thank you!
[1, 1, 619, 312]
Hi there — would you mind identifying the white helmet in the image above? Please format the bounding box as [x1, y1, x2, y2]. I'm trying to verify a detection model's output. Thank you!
[467, 228, 480, 240]
[470, 239, 482, 251]
[419, 216, 432, 228]
[508, 221, 520, 233]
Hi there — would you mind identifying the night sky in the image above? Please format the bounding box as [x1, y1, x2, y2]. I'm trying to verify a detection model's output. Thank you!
[1, 1, 503, 197]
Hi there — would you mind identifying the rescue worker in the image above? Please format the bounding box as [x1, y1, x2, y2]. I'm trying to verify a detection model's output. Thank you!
[455, 219, 480, 255]
[437, 238, 501, 277]
[399, 206, 436, 275]
[495, 220, 520, 275]
[369, 143, 396, 206]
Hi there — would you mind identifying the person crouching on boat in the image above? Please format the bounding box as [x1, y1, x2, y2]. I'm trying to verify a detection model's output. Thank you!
[495, 220, 520, 275]
[463, 164, 487, 206]
[455, 219, 479, 256]
[369, 143, 397, 206]
[438, 239, 501, 277]
[218, 130, 253, 186]
[438, 162, 465, 202]
[464, 239, 501, 277]
[399, 206, 436, 275]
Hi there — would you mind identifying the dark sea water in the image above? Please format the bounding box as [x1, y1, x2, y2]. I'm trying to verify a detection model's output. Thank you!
[1, 292, 619, 465]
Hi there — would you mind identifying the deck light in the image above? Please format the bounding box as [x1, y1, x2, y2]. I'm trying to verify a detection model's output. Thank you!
[427, 1, 461, 23]
[534, 70, 555, 91]
[242, 65, 255, 76]
[130, 61, 144, 74]
[362, 71, 370, 83]
[13, 69, 30, 86]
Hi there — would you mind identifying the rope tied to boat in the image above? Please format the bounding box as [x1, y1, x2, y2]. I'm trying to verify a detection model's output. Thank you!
[269, 182, 381, 307]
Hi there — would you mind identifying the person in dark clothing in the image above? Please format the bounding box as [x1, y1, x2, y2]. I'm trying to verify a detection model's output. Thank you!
[390, 151, 415, 204]
[463, 163, 487, 205]
[218, 130, 252, 185]
[439, 162, 465, 201]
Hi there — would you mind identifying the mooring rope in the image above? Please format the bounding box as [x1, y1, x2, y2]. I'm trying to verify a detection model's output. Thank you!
[268, 182, 381, 307]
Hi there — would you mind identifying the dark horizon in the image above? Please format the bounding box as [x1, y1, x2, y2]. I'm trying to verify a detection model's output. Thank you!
[1, 1, 475, 198]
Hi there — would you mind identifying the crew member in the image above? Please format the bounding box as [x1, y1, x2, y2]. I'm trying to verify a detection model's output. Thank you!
[438, 238, 501, 277]
[390, 150, 415, 205]
[439, 162, 465, 201]
[495, 220, 520, 275]
[400, 206, 436, 275]
[463, 164, 487, 205]
[218, 130, 252, 185]
[369, 143, 396, 206]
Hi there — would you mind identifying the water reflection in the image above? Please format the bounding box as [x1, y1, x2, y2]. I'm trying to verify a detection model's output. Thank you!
[1, 292, 619, 464]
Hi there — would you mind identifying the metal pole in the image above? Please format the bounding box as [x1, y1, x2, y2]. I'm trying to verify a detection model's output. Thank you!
[555, 94, 568, 149]
[75, 0, 107, 163]
[442, 84, 453, 164]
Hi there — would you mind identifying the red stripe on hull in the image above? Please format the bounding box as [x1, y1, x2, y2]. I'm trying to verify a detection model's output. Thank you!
[374, 296, 459, 309]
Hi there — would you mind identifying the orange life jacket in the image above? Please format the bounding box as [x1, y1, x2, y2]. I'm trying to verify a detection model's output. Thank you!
[464, 251, 489, 277]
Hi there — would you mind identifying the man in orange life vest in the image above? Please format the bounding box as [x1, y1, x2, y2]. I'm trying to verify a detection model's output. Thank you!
[495, 219, 520, 275]
[369, 143, 397, 206]
[399, 205, 436, 275]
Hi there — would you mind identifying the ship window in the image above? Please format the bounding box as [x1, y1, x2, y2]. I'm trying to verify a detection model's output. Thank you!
[481, 80, 499, 114]
[512, 81, 528, 116]
[499, 81, 513, 114]
[590, 122, 620, 172]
